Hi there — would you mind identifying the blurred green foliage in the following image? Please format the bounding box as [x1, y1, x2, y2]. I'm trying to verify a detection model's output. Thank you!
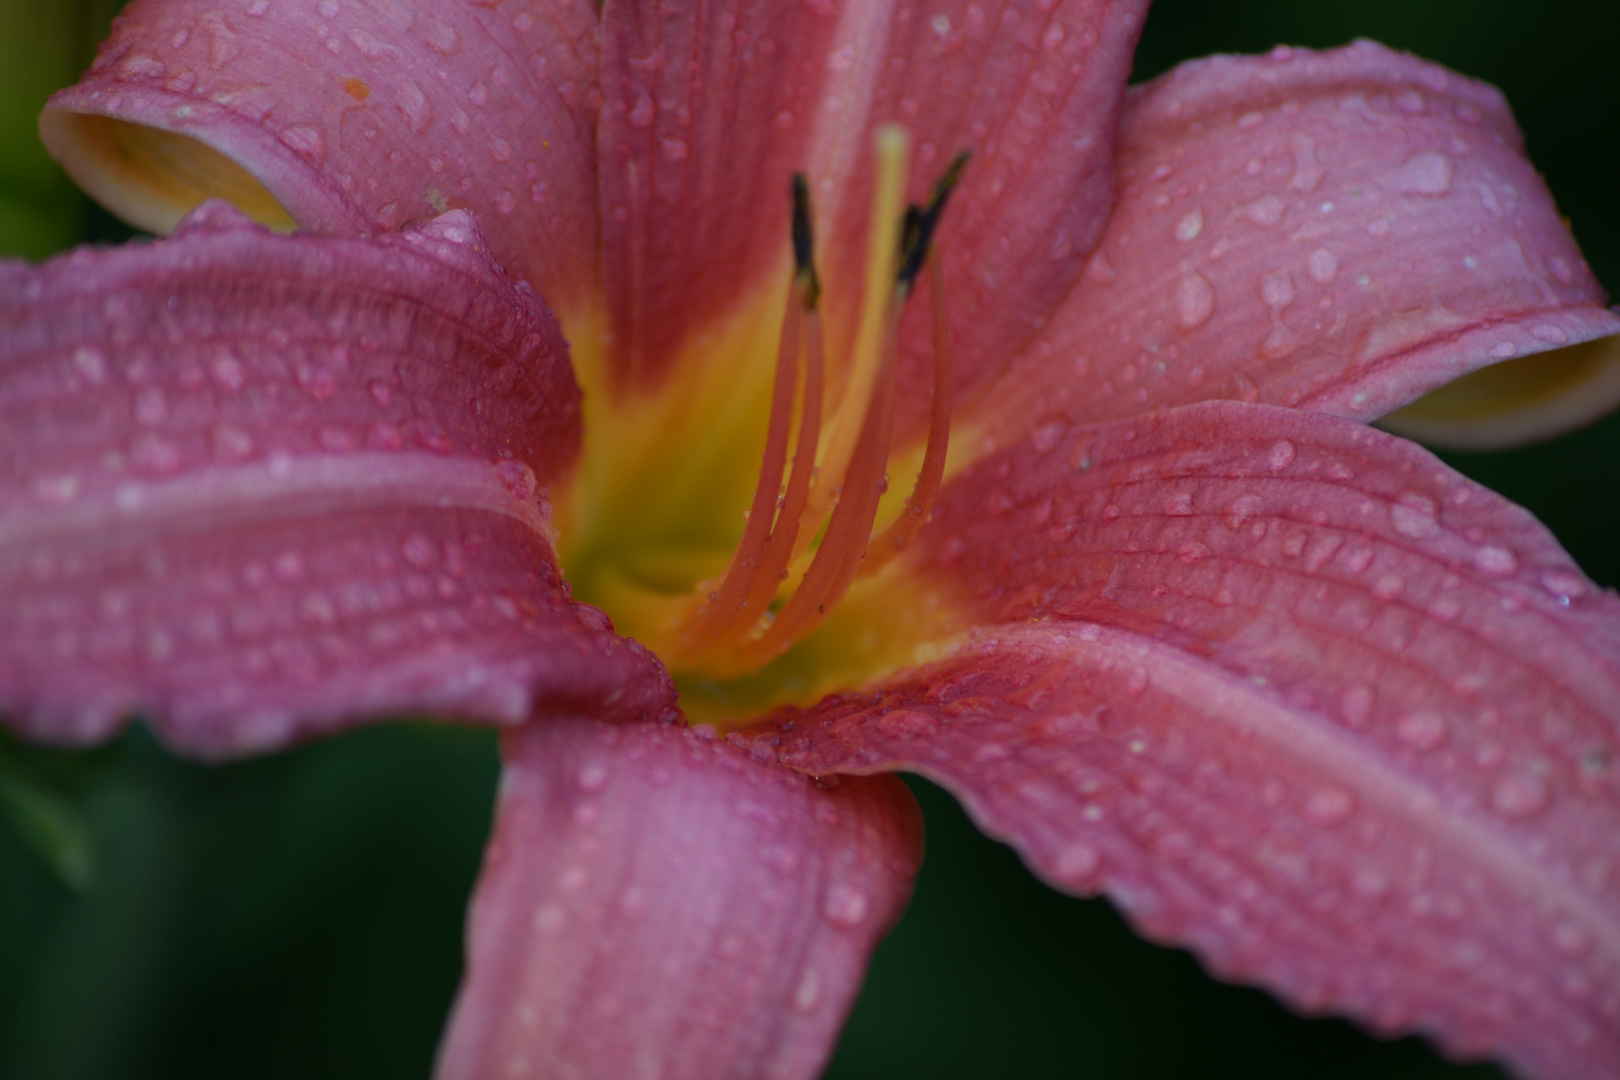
[3, 0, 1614, 1076]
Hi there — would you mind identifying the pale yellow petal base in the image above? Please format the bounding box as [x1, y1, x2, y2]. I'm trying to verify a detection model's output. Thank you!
[1380, 335, 1620, 450]
[38, 112, 293, 235]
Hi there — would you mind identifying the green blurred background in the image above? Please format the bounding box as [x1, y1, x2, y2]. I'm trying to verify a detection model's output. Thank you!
[3, 0, 1616, 1076]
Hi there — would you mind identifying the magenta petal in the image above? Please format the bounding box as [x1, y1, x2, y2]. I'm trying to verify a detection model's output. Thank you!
[596, 0, 1148, 413]
[42, 0, 601, 314]
[1, 203, 670, 756]
[436, 717, 923, 1080]
[773, 401, 1620, 1079]
[974, 41, 1620, 447]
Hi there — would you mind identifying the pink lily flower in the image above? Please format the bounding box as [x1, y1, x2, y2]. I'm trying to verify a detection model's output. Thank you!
[6, 0, 1620, 1076]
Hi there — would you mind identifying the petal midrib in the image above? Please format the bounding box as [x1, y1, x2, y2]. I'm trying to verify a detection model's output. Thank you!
[0, 451, 548, 556]
[852, 622, 1620, 979]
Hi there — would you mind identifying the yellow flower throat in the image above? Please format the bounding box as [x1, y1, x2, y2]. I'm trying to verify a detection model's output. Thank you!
[560, 128, 969, 722]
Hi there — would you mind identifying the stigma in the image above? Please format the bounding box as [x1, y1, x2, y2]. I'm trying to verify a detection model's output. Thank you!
[645, 127, 969, 679]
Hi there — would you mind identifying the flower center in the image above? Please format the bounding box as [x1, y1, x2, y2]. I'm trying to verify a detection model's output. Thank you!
[564, 127, 967, 698]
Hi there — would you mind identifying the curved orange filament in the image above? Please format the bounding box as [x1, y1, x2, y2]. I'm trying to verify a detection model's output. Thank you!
[671, 277, 808, 653]
[707, 313, 901, 677]
[727, 307, 826, 641]
[863, 254, 953, 576]
[653, 132, 966, 679]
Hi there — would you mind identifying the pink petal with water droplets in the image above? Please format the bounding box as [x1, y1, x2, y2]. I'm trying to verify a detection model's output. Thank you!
[597, 0, 1147, 416]
[436, 716, 922, 1080]
[771, 400, 1620, 1080]
[41, 0, 601, 315]
[974, 41, 1620, 451]
[1, 203, 670, 757]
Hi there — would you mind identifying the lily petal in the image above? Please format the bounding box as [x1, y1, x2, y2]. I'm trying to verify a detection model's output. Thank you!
[0, 203, 670, 757]
[773, 401, 1620, 1080]
[596, 0, 1149, 405]
[40, 0, 602, 316]
[437, 716, 923, 1080]
[971, 41, 1620, 453]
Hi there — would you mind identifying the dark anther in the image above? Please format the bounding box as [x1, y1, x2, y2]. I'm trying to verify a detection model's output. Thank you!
[791, 172, 821, 308]
[896, 149, 972, 296]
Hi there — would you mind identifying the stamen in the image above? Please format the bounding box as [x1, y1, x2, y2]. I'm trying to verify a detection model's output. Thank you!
[797, 126, 913, 545]
[653, 131, 968, 679]
[715, 312, 900, 676]
[896, 150, 971, 297]
[662, 177, 822, 664]
[864, 253, 953, 574]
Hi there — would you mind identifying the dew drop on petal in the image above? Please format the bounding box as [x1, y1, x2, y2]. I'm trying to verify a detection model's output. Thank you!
[1473, 545, 1518, 578]
[1491, 773, 1551, 819]
[1174, 208, 1204, 242]
[1391, 151, 1453, 195]
[1395, 711, 1449, 751]
[821, 883, 870, 929]
[1175, 270, 1216, 329]
[1390, 493, 1440, 539]
[1540, 569, 1588, 605]
[1307, 248, 1339, 284]
[1303, 787, 1356, 826]
[790, 968, 822, 1013]
[572, 762, 609, 794]
[493, 459, 538, 501]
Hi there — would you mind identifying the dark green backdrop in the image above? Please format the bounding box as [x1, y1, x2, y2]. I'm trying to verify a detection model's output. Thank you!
[3, 1, 1615, 1076]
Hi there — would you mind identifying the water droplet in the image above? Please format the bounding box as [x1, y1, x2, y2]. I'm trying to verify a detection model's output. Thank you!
[628, 90, 656, 128]
[129, 433, 183, 475]
[790, 968, 821, 1013]
[1259, 268, 1295, 313]
[120, 53, 167, 78]
[1175, 270, 1215, 329]
[1307, 248, 1339, 284]
[1123, 667, 1149, 697]
[1395, 711, 1449, 751]
[1051, 842, 1101, 886]
[1491, 773, 1550, 820]
[1540, 569, 1588, 605]
[1371, 574, 1405, 601]
[822, 884, 869, 928]
[280, 125, 326, 165]
[1473, 545, 1517, 577]
[210, 353, 247, 391]
[1030, 418, 1066, 453]
[1303, 787, 1356, 826]
[1391, 151, 1453, 196]
[1390, 493, 1440, 539]
[1289, 133, 1324, 193]
[1173, 208, 1204, 242]
[72, 345, 108, 384]
[876, 710, 938, 739]
[572, 761, 608, 794]
[494, 460, 538, 501]
[1239, 193, 1284, 227]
